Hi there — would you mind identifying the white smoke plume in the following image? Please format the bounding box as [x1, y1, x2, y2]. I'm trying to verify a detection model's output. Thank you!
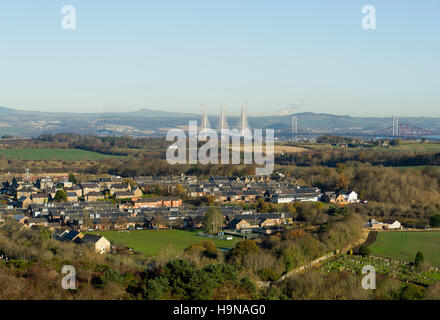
[274, 99, 305, 116]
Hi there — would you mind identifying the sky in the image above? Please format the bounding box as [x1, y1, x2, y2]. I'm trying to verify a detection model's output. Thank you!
[0, 0, 438, 117]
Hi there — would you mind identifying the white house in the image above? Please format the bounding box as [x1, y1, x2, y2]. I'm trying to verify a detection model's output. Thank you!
[272, 194, 296, 204]
[341, 191, 358, 203]
[386, 220, 402, 230]
[367, 219, 402, 230]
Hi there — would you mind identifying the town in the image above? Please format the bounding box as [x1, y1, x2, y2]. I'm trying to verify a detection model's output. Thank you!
[0, 171, 361, 254]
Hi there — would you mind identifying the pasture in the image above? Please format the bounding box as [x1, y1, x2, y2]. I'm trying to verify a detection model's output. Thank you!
[0, 148, 125, 160]
[369, 231, 440, 267]
[89, 229, 239, 256]
[369, 141, 440, 153]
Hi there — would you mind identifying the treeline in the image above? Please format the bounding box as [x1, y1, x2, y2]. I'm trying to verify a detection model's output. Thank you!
[316, 134, 355, 144]
[284, 163, 440, 204]
[86, 159, 258, 177]
[282, 163, 440, 220]
[276, 149, 440, 167]
[35, 133, 169, 157]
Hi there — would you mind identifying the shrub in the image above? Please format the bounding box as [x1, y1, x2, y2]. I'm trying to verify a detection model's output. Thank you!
[358, 245, 371, 257]
[429, 214, 440, 228]
[258, 268, 279, 282]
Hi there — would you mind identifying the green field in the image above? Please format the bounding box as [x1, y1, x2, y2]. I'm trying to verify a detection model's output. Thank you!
[371, 141, 440, 153]
[369, 231, 440, 267]
[295, 141, 440, 153]
[89, 229, 239, 256]
[0, 148, 126, 160]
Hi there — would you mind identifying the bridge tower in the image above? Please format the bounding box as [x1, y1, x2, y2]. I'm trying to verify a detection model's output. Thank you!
[392, 116, 399, 137]
[291, 116, 298, 141]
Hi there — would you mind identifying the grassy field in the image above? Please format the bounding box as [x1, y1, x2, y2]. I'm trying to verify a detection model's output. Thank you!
[294, 141, 440, 153]
[369, 231, 440, 267]
[0, 148, 126, 160]
[89, 229, 240, 256]
[370, 141, 440, 153]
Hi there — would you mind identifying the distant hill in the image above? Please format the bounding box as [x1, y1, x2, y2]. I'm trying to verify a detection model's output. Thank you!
[249, 112, 440, 132]
[129, 108, 197, 118]
[0, 106, 438, 137]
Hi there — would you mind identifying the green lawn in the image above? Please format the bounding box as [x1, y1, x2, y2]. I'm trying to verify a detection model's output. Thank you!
[0, 148, 126, 160]
[89, 229, 239, 256]
[369, 231, 440, 267]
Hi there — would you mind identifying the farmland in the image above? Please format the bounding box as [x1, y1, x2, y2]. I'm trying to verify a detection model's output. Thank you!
[369, 231, 440, 267]
[322, 254, 440, 286]
[370, 141, 440, 153]
[0, 148, 126, 160]
[89, 229, 239, 256]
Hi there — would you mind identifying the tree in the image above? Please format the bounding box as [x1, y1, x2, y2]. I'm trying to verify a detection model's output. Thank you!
[203, 207, 223, 235]
[174, 184, 187, 198]
[415, 251, 424, 268]
[429, 214, 440, 228]
[205, 195, 216, 206]
[229, 240, 259, 259]
[256, 198, 270, 213]
[68, 173, 77, 184]
[399, 284, 426, 300]
[151, 214, 166, 228]
[358, 245, 371, 257]
[54, 190, 67, 202]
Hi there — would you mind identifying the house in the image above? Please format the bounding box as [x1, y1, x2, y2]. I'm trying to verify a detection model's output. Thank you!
[321, 191, 337, 203]
[61, 181, 73, 188]
[80, 183, 100, 196]
[109, 183, 131, 196]
[323, 190, 358, 205]
[15, 187, 36, 199]
[61, 230, 84, 242]
[225, 213, 291, 231]
[132, 197, 182, 208]
[27, 217, 49, 227]
[114, 191, 135, 200]
[66, 192, 79, 202]
[161, 197, 182, 208]
[13, 214, 28, 224]
[271, 186, 321, 203]
[65, 186, 83, 197]
[31, 193, 50, 204]
[272, 194, 296, 204]
[98, 177, 113, 188]
[366, 219, 402, 230]
[17, 196, 32, 209]
[36, 177, 53, 190]
[339, 191, 358, 204]
[132, 187, 143, 198]
[187, 187, 206, 198]
[45, 187, 58, 199]
[85, 191, 104, 202]
[78, 234, 111, 254]
[384, 220, 402, 230]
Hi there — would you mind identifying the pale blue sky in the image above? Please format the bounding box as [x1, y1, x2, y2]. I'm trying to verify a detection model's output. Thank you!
[0, 0, 438, 116]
